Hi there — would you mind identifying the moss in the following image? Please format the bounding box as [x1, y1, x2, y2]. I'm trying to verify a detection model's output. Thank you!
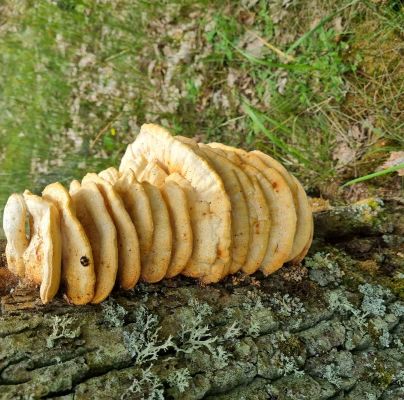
[373, 361, 394, 389]
[357, 260, 379, 276]
[378, 276, 404, 300]
[276, 335, 304, 358]
[367, 320, 381, 345]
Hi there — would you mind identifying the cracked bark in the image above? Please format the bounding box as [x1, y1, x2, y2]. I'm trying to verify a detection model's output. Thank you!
[0, 198, 403, 400]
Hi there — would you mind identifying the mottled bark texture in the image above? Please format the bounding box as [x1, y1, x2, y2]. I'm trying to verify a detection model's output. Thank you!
[0, 198, 403, 400]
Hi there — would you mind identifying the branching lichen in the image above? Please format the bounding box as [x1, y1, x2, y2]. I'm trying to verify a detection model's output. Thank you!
[102, 298, 127, 328]
[166, 368, 191, 393]
[121, 365, 164, 400]
[222, 321, 241, 341]
[211, 345, 231, 369]
[46, 315, 81, 348]
[123, 306, 174, 365]
[270, 293, 306, 318]
[177, 310, 217, 354]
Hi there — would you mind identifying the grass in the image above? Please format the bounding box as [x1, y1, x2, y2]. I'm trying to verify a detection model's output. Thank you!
[0, 0, 403, 234]
[342, 163, 404, 187]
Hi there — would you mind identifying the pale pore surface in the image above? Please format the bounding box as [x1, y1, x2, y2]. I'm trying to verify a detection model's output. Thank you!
[3, 193, 29, 278]
[249, 150, 312, 261]
[22, 191, 62, 304]
[43, 182, 96, 305]
[141, 182, 172, 283]
[236, 165, 270, 275]
[98, 167, 120, 185]
[289, 176, 313, 264]
[237, 152, 297, 274]
[138, 159, 168, 187]
[82, 173, 141, 290]
[161, 180, 193, 278]
[165, 172, 224, 280]
[174, 137, 231, 278]
[210, 143, 312, 273]
[120, 124, 231, 283]
[292, 217, 313, 264]
[198, 144, 249, 275]
[206, 146, 269, 275]
[114, 170, 154, 258]
[121, 156, 148, 178]
[249, 150, 298, 194]
[70, 181, 118, 304]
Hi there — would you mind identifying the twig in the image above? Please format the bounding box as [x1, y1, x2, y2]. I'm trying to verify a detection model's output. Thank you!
[90, 112, 122, 149]
[245, 30, 295, 63]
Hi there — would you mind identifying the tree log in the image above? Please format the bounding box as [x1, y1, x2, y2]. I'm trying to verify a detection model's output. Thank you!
[0, 198, 403, 400]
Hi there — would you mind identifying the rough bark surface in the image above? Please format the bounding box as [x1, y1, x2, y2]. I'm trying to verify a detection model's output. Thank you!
[0, 198, 403, 400]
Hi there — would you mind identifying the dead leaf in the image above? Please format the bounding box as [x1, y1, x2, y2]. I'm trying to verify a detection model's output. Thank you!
[380, 151, 404, 176]
[332, 141, 357, 167]
[240, 31, 265, 58]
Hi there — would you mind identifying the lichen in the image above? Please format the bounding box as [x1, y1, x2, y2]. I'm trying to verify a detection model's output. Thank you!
[166, 368, 191, 394]
[121, 365, 164, 400]
[305, 252, 345, 286]
[102, 298, 128, 328]
[46, 315, 81, 348]
[123, 306, 174, 365]
[359, 283, 391, 317]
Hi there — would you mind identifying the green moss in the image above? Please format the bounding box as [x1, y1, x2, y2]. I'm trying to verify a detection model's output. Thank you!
[277, 335, 304, 358]
[367, 320, 381, 345]
[373, 361, 394, 389]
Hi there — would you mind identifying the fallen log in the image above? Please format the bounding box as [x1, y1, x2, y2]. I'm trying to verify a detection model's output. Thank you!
[0, 198, 403, 400]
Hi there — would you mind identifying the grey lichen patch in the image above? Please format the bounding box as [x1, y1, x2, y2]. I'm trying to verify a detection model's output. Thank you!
[46, 315, 81, 348]
[306, 349, 356, 391]
[298, 319, 346, 356]
[74, 365, 143, 400]
[359, 283, 393, 317]
[101, 298, 128, 328]
[305, 252, 345, 286]
[205, 377, 271, 400]
[346, 382, 383, 400]
[257, 330, 306, 380]
[266, 373, 336, 400]
[0, 314, 42, 338]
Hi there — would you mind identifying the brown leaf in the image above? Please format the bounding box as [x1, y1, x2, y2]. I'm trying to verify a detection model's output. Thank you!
[380, 151, 404, 176]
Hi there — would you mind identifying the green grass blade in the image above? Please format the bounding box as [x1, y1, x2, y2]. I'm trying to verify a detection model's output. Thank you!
[342, 163, 404, 187]
[287, 0, 359, 54]
[235, 46, 312, 71]
[215, 31, 313, 71]
[242, 102, 310, 165]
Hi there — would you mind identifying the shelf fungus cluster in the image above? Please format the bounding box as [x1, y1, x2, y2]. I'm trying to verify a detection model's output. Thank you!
[3, 124, 313, 305]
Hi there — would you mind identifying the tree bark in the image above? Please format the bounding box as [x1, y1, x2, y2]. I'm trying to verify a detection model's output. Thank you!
[0, 198, 403, 400]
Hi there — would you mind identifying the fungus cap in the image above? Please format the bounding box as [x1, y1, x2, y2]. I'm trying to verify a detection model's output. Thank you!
[82, 173, 141, 290]
[43, 182, 96, 305]
[70, 180, 118, 304]
[120, 123, 231, 283]
[22, 191, 62, 304]
[3, 193, 29, 278]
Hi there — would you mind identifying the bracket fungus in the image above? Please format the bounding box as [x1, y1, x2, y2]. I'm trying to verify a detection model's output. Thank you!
[2, 123, 313, 304]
